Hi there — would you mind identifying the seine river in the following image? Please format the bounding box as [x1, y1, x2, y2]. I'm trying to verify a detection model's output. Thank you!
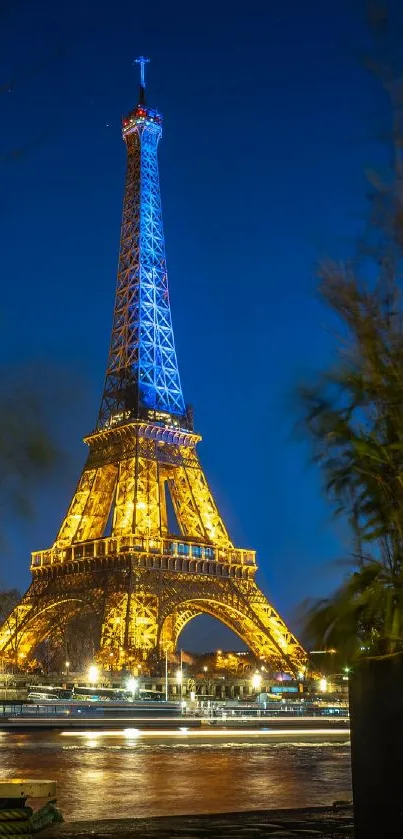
[0, 731, 351, 820]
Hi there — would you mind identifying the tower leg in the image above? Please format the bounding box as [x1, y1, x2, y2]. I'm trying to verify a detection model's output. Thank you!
[99, 579, 160, 670]
[55, 464, 117, 547]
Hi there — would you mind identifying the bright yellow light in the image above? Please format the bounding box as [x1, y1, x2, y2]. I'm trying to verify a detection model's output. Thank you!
[251, 672, 262, 691]
[124, 728, 139, 738]
[319, 678, 327, 693]
[61, 725, 350, 739]
[126, 677, 138, 696]
[176, 669, 183, 684]
[88, 665, 99, 684]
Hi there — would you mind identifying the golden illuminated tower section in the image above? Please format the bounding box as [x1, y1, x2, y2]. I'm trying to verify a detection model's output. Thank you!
[0, 60, 306, 674]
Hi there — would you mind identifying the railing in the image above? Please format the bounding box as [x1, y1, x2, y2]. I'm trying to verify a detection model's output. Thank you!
[31, 536, 256, 571]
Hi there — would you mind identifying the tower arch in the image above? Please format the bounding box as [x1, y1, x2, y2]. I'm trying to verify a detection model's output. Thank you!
[159, 592, 300, 671]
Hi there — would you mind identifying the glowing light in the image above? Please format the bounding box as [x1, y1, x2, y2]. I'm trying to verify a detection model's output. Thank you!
[88, 665, 99, 685]
[84, 732, 100, 744]
[251, 672, 262, 691]
[134, 56, 150, 88]
[319, 678, 328, 693]
[176, 669, 183, 684]
[61, 725, 350, 739]
[123, 728, 139, 738]
[126, 677, 138, 698]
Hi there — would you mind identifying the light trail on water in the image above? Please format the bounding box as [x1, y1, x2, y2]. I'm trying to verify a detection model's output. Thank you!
[60, 727, 350, 739]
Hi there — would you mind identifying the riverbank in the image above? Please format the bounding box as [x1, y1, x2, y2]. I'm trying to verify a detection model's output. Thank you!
[41, 805, 354, 838]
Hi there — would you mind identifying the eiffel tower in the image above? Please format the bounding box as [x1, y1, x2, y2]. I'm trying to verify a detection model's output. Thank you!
[0, 60, 306, 674]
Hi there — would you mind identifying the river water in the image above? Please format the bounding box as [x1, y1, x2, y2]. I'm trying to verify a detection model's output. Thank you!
[0, 731, 352, 820]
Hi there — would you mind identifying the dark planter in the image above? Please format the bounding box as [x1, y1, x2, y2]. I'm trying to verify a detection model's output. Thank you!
[349, 653, 403, 838]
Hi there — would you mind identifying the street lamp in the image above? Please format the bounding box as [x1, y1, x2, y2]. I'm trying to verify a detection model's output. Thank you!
[65, 660, 70, 678]
[88, 665, 99, 686]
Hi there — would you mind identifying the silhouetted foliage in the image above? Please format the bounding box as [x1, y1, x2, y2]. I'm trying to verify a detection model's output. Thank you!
[32, 611, 102, 674]
[299, 6, 403, 659]
[0, 380, 62, 525]
[0, 588, 20, 623]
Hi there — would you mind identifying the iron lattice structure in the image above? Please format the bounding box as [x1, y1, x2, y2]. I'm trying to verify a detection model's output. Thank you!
[0, 66, 306, 674]
[98, 93, 187, 430]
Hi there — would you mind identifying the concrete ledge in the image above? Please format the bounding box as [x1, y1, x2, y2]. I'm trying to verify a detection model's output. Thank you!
[40, 805, 354, 838]
[0, 779, 57, 800]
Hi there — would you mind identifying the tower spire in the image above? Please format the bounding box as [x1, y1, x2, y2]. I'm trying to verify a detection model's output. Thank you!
[134, 56, 150, 106]
[97, 56, 187, 431]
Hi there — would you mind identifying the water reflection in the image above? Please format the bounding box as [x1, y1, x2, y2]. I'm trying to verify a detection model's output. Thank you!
[0, 732, 351, 820]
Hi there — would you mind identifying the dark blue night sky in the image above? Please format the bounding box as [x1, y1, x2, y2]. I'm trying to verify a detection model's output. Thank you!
[0, 0, 392, 649]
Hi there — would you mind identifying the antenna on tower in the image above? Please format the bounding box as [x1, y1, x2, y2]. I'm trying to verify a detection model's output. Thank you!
[134, 56, 150, 106]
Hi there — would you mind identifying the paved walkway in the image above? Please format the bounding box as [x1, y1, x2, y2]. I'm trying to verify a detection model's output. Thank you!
[41, 805, 354, 838]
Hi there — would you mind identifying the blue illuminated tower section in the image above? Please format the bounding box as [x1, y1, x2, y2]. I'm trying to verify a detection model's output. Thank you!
[98, 58, 188, 430]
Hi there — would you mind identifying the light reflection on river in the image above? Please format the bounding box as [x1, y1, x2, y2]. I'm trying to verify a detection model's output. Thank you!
[0, 732, 351, 820]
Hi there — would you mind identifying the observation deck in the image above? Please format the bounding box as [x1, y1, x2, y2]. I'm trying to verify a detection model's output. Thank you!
[31, 536, 256, 579]
[122, 103, 163, 138]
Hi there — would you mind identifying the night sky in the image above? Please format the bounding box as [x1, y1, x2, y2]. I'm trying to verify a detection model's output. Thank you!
[0, 0, 391, 650]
